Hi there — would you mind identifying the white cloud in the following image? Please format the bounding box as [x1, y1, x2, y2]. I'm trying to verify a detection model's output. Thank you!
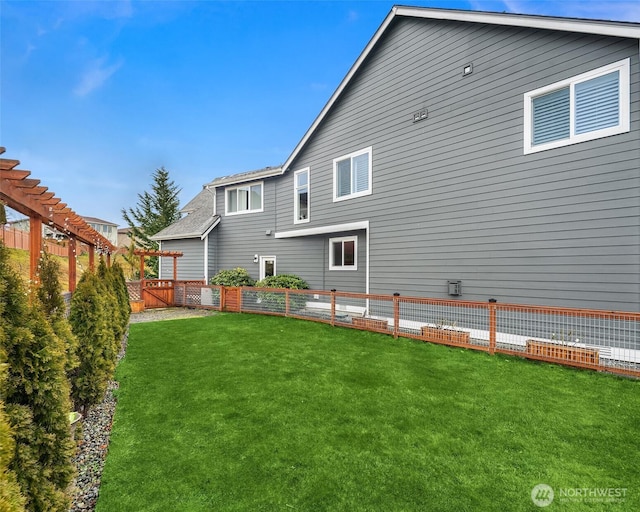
[74, 57, 123, 97]
[347, 10, 359, 23]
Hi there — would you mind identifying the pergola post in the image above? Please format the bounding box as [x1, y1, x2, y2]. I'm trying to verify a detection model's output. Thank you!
[173, 256, 178, 281]
[68, 237, 77, 292]
[88, 245, 95, 272]
[29, 217, 42, 286]
[139, 253, 146, 280]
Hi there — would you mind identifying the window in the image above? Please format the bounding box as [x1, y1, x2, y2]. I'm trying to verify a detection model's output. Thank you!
[333, 147, 372, 201]
[524, 59, 630, 154]
[294, 168, 310, 224]
[329, 236, 357, 270]
[225, 182, 263, 215]
[260, 256, 276, 280]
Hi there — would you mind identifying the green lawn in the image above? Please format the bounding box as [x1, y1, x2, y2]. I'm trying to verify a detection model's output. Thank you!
[97, 314, 639, 511]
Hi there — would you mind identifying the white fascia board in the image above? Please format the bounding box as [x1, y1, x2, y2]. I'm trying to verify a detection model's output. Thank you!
[201, 216, 221, 240]
[205, 168, 284, 189]
[151, 232, 201, 241]
[275, 220, 369, 239]
[395, 6, 640, 39]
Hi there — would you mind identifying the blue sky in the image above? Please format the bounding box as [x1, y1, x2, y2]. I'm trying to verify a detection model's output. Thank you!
[2, 0, 639, 226]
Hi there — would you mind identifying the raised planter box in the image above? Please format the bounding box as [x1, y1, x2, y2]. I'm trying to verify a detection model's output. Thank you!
[130, 300, 145, 313]
[526, 340, 599, 365]
[421, 326, 470, 344]
[352, 317, 389, 331]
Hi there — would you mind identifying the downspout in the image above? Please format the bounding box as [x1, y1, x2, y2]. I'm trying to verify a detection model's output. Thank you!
[204, 185, 217, 283]
[366, 225, 370, 295]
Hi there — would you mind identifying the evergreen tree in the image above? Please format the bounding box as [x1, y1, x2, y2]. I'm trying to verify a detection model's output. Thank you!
[68, 271, 114, 411]
[36, 250, 79, 377]
[121, 167, 181, 277]
[111, 262, 131, 328]
[0, 240, 75, 512]
[98, 259, 124, 347]
[0, 346, 27, 512]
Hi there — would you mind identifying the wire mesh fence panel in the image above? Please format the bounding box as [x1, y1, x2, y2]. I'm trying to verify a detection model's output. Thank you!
[198, 284, 221, 309]
[289, 290, 334, 324]
[398, 299, 489, 349]
[347, 295, 395, 334]
[332, 292, 376, 329]
[495, 305, 640, 373]
[241, 287, 287, 316]
[174, 283, 186, 306]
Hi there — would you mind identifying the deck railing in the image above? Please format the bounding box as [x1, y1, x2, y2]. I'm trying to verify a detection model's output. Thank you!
[167, 283, 640, 378]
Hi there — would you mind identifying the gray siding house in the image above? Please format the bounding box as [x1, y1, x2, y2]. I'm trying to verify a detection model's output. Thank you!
[153, 6, 640, 311]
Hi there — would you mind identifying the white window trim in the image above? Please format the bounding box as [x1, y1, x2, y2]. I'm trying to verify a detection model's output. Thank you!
[225, 181, 264, 216]
[333, 146, 373, 202]
[293, 167, 310, 224]
[259, 256, 276, 281]
[329, 235, 358, 271]
[524, 58, 630, 154]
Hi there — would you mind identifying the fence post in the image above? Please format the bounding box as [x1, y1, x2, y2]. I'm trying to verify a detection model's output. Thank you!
[393, 293, 400, 339]
[238, 286, 243, 312]
[488, 298, 497, 355]
[330, 289, 336, 327]
[285, 289, 290, 317]
[220, 286, 226, 312]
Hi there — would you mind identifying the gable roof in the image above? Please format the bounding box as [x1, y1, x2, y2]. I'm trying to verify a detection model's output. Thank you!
[280, 5, 640, 173]
[205, 165, 282, 188]
[83, 216, 118, 226]
[151, 188, 219, 241]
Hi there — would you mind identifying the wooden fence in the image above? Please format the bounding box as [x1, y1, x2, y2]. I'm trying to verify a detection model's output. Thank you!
[0, 226, 68, 257]
[165, 282, 640, 379]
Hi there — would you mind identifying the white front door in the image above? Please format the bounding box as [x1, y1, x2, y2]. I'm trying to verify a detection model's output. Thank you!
[259, 256, 276, 280]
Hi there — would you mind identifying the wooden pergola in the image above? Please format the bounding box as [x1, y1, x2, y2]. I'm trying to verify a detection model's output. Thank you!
[134, 249, 183, 281]
[0, 147, 116, 291]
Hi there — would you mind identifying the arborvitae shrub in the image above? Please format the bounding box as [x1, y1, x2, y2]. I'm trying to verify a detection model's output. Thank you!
[69, 271, 114, 411]
[210, 267, 256, 287]
[36, 250, 79, 377]
[111, 263, 131, 328]
[0, 241, 75, 512]
[0, 357, 27, 512]
[98, 259, 124, 347]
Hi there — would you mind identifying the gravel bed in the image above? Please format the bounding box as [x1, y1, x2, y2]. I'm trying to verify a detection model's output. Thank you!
[69, 308, 215, 511]
[129, 307, 216, 323]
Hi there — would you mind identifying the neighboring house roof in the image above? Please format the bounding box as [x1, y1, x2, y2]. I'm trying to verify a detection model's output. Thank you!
[205, 166, 282, 188]
[280, 5, 640, 173]
[151, 188, 219, 241]
[83, 216, 118, 227]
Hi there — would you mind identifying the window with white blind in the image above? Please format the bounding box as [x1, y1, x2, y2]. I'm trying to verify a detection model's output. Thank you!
[333, 147, 372, 201]
[225, 182, 263, 215]
[524, 59, 630, 154]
